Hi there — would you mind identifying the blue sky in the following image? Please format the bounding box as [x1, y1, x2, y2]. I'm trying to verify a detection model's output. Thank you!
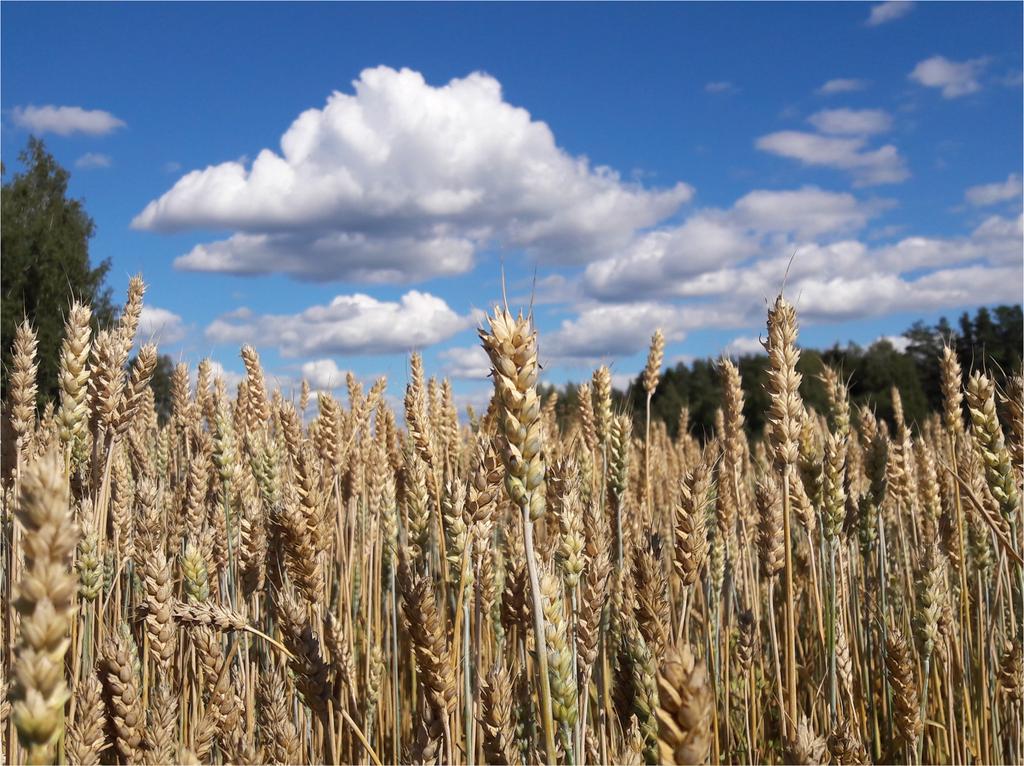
[3, 1, 1022, 407]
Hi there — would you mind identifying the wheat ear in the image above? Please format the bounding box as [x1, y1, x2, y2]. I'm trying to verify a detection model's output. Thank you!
[10, 449, 79, 765]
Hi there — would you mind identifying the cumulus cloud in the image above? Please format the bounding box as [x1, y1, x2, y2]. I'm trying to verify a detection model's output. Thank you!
[874, 212, 1023, 271]
[723, 336, 764, 357]
[971, 212, 1024, 257]
[439, 346, 491, 380]
[909, 55, 988, 98]
[817, 78, 868, 95]
[134, 66, 693, 282]
[451, 387, 495, 419]
[866, 1, 914, 26]
[964, 174, 1022, 207]
[610, 372, 638, 391]
[75, 152, 112, 170]
[802, 216, 1019, 307]
[793, 264, 1023, 320]
[193, 360, 244, 391]
[137, 306, 187, 344]
[176, 231, 474, 283]
[573, 202, 1021, 352]
[11, 105, 125, 136]
[554, 172, 1019, 366]
[544, 303, 687, 360]
[605, 211, 1019, 328]
[583, 213, 760, 300]
[544, 302, 746, 361]
[300, 359, 349, 390]
[755, 131, 909, 186]
[205, 290, 470, 357]
[641, 246, 1020, 325]
[877, 335, 912, 352]
[807, 108, 892, 136]
[731, 186, 885, 237]
[584, 186, 884, 299]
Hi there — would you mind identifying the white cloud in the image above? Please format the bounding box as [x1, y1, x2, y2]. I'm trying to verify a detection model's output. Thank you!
[544, 302, 746, 361]
[878, 335, 912, 352]
[756, 131, 909, 186]
[584, 186, 884, 300]
[207, 361, 242, 387]
[817, 78, 868, 95]
[175, 231, 474, 283]
[723, 336, 764, 357]
[205, 290, 470, 357]
[971, 212, 1024, 258]
[222, 306, 254, 320]
[964, 174, 1022, 207]
[909, 55, 988, 98]
[134, 66, 693, 282]
[137, 306, 186, 344]
[806, 215, 1018, 299]
[451, 387, 494, 420]
[874, 212, 1023, 271]
[731, 186, 883, 237]
[866, 1, 914, 26]
[665, 241, 869, 306]
[584, 213, 760, 300]
[553, 175, 1020, 363]
[439, 345, 491, 380]
[300, 359, 349, 390]
[751, 218, 1015, 313]
[164, 161, 182, 173]
[75, 152, 112, 170]
[575, 204, 1022, 338]
[670, 353, 695, 367]
[11, 105, 125, 136]
[705, 81, 738, 94]
[610, 372, 638, 391]
[544, 302, 687, 360]
[192, 360, 244, 391]
[807, 108, 892, 136]
[793, 264, 1023, 320]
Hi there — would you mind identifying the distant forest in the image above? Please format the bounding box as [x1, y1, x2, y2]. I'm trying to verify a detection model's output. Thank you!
[541, 304, 1023, 439]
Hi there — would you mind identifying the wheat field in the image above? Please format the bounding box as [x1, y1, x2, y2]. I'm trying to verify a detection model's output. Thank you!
[1, 275, 1022, 766]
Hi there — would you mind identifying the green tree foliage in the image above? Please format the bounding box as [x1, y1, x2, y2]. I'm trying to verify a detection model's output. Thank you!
[2, 138, 116, 401]
[149, 353, 175, 423]
[552, 304, 1023, 440]
[821, 340, 928, 425]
